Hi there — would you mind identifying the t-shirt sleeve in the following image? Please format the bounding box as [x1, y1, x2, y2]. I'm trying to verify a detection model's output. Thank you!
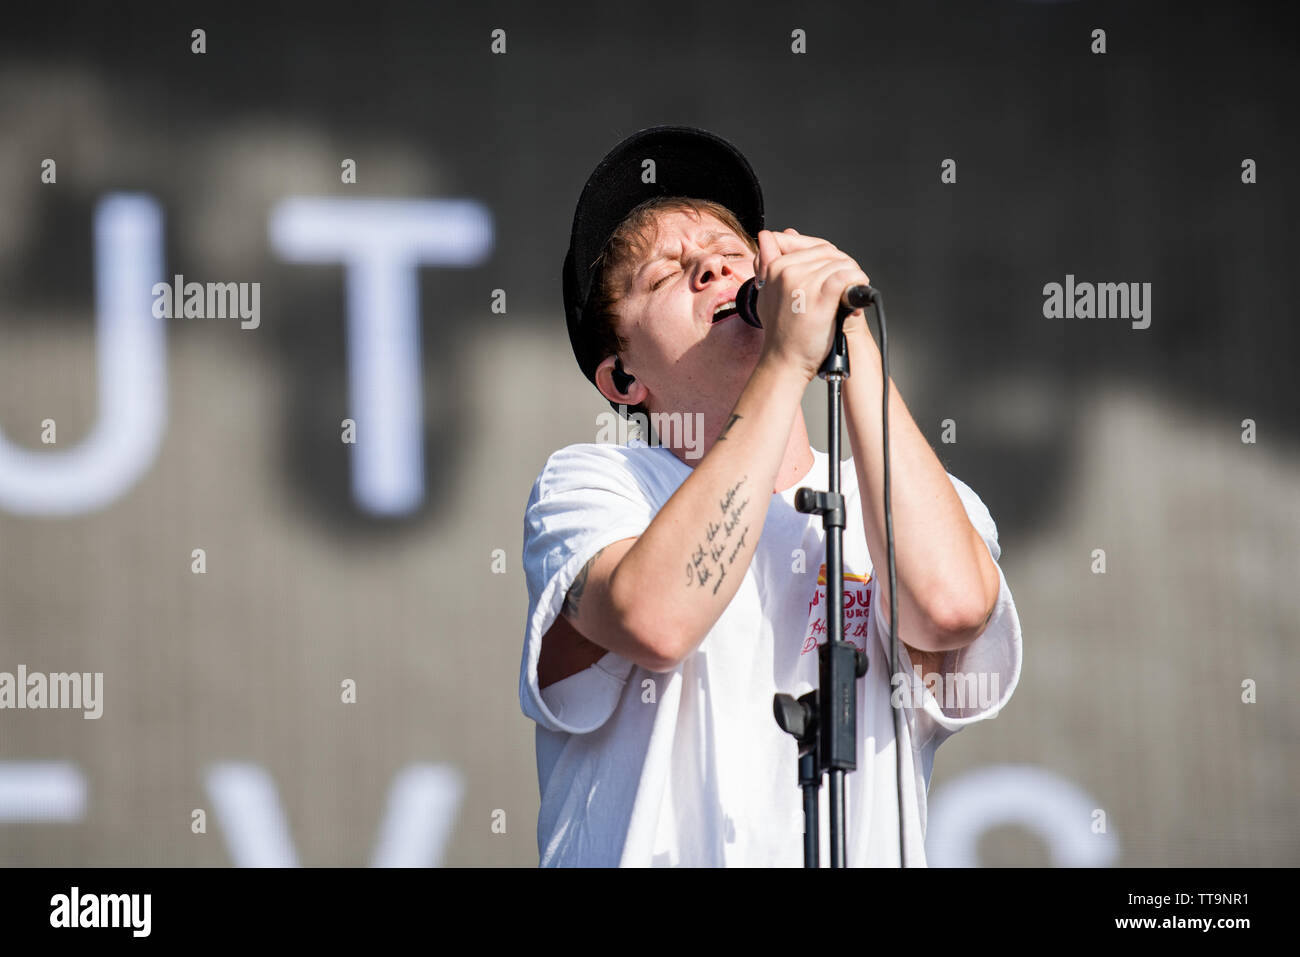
[871, 472, 1023, 757]
[518, 444, 655, 735]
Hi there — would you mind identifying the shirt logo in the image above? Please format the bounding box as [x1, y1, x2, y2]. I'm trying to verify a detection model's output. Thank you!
[802, 563, 872, 655]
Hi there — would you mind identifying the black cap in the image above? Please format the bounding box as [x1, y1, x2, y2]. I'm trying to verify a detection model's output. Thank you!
[562, 126, 765, 396]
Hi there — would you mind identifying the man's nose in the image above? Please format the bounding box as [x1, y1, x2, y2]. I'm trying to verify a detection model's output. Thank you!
[691, 251, 734, 289]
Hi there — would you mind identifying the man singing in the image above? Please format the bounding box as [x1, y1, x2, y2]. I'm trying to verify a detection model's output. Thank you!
[519, 126, 1023, 866]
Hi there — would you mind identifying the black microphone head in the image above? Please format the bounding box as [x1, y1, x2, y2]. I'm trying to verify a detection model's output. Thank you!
[844, 284, 878, 309]
[734, 277, 762, 328]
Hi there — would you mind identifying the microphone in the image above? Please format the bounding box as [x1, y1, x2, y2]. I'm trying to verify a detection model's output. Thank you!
[733, 277, 877, 329]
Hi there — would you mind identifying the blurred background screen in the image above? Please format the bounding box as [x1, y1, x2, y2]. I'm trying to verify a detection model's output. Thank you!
[0, 0, 1296, 867]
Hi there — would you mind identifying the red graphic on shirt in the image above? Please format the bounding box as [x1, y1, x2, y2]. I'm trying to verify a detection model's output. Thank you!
[801, 563, 873, 655]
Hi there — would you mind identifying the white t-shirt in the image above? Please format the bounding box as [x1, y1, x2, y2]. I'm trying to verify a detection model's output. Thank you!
[518, 439, 1022, 867]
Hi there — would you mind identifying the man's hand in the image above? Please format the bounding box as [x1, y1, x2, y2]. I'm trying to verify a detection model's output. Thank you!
[752, 227, 872, 381]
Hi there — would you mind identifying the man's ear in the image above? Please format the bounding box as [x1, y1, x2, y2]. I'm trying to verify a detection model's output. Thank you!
[595, 354, 648, 408]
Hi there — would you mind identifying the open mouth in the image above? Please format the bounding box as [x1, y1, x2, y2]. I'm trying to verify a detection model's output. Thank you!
[711, 304, 739, 324]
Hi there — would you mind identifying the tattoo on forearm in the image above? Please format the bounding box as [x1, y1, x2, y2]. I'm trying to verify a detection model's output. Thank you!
[564, 544, 609, 618]
[717, 413, 742, 441]
[684, 476, 752, 595]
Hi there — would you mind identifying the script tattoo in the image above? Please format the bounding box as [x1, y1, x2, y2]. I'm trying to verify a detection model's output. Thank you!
[684, 476, 752, 595]
[564, 544, 609, 619]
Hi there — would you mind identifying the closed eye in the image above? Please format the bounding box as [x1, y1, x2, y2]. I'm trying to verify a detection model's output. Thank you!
[649, 250, 748, 291]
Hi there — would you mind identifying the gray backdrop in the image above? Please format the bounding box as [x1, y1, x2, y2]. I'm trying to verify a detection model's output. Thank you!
[0, 0, 1296, 866]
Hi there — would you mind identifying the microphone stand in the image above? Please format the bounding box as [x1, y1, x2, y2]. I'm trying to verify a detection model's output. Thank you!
[773, 287, 887, 867]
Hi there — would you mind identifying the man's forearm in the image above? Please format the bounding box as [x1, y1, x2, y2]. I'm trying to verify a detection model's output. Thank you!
[840, 328, 999, 652]
[609, 357, 809, 668]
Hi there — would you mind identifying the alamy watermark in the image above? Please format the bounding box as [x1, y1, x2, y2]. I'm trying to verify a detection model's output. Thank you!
[0, 666, 103, 719]
[890, 666, 1001, 713]
[1042, 274, 1151, 329]
[152, 273, 260, 329]
[50, 887, 150, 937]
[596, 405, 705, 460]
